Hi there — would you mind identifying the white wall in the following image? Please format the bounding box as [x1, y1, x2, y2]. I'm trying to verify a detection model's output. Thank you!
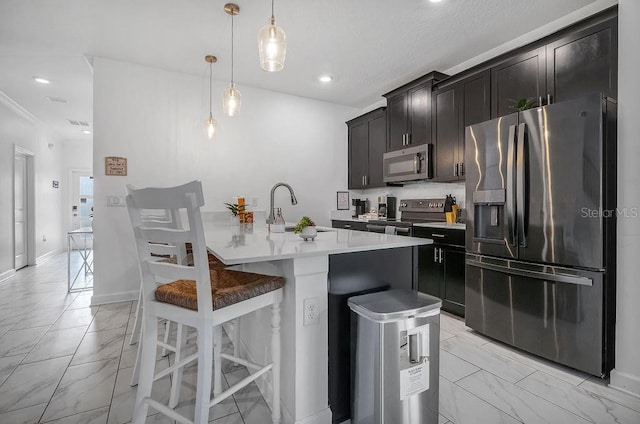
[91, 57, 358, 303]
[0, 96, 64, 276]
[610, 0, 640, 397]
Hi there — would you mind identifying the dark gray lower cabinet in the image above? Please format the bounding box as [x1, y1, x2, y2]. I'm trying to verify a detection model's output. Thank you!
[418, 244, 465, 317]
[331, 220, 368, 232]
[415, 226, 465, 317]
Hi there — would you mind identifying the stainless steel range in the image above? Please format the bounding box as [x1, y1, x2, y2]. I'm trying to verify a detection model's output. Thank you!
[366, 198, 446, 236]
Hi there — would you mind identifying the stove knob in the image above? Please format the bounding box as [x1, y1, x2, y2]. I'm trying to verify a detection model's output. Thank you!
[429, 202, 433, 208]
[439, 202, 444, 208]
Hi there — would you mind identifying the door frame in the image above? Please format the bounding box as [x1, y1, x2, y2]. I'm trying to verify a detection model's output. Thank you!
[14, 145, 36, 268]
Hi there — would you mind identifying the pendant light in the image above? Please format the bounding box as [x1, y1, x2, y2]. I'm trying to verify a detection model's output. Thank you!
[205, 55, 218, 139]
[258, 0, 287, 72]
[223, 3, 241, 117]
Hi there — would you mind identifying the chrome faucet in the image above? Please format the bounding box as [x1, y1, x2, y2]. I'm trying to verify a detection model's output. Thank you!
[267, 183, 298, 224]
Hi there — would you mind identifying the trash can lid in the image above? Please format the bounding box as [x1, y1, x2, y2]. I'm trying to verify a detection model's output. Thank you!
[348, 289, 442, 323]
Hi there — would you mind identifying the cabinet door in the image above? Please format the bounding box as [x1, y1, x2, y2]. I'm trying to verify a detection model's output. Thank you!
[432, 85, 459, 182]
[491, 47, 546, 118]
[348, 121, 368, 189]
[367, 112, 387, 188]
[386, 94, 408, 151]
[408, 82, 433, 146]
[418, 245, 443, 298]
[459, 70, 491, 179]
[546, 19, 617, 103]
[442, 248, 466, 317]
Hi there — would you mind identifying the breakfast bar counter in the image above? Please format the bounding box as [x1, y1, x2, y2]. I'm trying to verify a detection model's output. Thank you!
[203, 223, 431, 424]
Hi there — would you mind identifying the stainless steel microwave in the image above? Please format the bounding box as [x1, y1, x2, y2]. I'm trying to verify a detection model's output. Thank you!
[383, 144, 432, 183]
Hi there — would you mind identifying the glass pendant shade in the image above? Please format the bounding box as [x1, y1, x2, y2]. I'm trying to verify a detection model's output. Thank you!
[223, 84, 242, 117]
[258, 17, 287, 72]
[206, 115, 217, 139]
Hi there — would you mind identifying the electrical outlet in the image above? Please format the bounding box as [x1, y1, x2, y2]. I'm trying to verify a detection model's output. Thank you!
[303, 297, 319, 326]
[251, 197, 258, 207]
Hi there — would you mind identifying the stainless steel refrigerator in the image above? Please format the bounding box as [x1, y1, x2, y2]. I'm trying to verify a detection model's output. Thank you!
[464, 93, 617, 377]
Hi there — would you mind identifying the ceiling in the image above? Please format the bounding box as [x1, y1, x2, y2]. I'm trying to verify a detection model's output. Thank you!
[0, 0, 602, 142]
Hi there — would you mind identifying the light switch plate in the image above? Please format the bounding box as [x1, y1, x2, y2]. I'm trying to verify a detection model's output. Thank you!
[107, 195, 126, 207]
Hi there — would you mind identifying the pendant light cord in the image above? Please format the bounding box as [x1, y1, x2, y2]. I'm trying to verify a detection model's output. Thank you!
[209, 62, 213, 117]
[231, 11, 235, 85]
[271, 0, 275, 19]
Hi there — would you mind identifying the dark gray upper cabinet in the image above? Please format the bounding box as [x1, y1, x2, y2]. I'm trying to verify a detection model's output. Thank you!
[432, 70, 490, 182]
[384, 72, 448, 152]
[546, 19, 617, 103]
[346, 108, 387, 190]
[491, 46, 547, 118]
[491, 13, 617, 117]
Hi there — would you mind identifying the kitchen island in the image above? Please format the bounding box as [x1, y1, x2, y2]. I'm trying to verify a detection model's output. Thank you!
[203, 223, 431, 424]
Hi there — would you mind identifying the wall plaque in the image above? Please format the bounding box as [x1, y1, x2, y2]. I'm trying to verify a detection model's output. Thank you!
[105, 156, 127, 176]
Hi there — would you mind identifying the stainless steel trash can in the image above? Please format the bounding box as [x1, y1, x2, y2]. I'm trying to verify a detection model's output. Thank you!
[348, 289, 441, 424]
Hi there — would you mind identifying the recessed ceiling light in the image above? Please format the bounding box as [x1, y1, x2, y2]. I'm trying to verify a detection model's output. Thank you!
[319, 75, 333, 83]
[82, 130, 92, 134]
[33, 77, 51, 84]
[430, 0, 444, 3]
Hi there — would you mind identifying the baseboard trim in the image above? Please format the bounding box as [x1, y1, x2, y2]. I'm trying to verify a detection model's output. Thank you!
[610, 369, 640, 398]
[0, 269, 16, 283]
[91, 290, 138, 306]
[36, 249, 63, 265]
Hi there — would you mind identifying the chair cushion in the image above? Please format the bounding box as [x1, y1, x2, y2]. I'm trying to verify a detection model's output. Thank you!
[155, 269, 285, 311]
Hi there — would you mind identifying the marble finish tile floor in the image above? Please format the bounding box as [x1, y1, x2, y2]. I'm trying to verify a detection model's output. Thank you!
[1, 252, 639, 424]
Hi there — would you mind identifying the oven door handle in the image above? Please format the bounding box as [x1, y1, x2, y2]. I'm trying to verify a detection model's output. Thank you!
[395, 227, 411, 235]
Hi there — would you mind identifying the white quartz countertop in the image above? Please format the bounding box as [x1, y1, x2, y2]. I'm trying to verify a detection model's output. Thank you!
[204, 223, 432, 265]
[413, 222, 466, 230]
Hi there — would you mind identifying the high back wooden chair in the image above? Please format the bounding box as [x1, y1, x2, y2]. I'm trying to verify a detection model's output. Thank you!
[126, 181, 284, 424]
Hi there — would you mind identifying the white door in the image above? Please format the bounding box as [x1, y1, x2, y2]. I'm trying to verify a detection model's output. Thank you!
[14, 154, 28, 270]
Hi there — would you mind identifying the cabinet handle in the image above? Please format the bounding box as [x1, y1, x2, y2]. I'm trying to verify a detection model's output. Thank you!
[454, 163, 459, 176]
[406, 133, 411, 145]
[547, 94, 552, 105]
[364, 175, 368, 186]
[439, 248, 443, 263]
[434, 247, 438, 263]
[431, 233, 445, 238]
[459, 162, 464, 176]
[344, 225, 351, 229]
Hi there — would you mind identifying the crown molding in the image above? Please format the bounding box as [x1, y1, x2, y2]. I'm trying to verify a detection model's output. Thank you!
[0, 90, 44, 126]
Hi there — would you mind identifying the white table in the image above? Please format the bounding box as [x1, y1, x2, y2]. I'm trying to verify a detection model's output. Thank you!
[67, 227, 94, 292]
[204, 223, 431, 424]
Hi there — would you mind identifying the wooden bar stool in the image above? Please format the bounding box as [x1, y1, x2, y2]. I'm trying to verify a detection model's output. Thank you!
[126, 181, 283, 424]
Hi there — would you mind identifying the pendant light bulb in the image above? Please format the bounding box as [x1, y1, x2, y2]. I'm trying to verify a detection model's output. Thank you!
[223, 84, 242, 117]
[258, 0, 286, 72]
[224, 3, 242, 117]
[207, 115, 217, 139]
[204, 55, 218, 140]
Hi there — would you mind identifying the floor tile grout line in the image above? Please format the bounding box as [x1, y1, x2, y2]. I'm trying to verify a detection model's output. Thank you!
[512, 373, 595, 424]
[34, 306, 96, 424]
[448, 373, 526, 424]
[577, 379, 640, 414]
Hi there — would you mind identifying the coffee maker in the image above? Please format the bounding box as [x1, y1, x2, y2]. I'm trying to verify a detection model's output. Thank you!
[377, 196, 397, 220]
[352, 199, 368, 217]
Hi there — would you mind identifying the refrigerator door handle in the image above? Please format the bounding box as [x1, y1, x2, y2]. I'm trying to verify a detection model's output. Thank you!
[466, 258, 593, 286]
[517, 122, 528, 247]
[506, 124, 517, 246]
